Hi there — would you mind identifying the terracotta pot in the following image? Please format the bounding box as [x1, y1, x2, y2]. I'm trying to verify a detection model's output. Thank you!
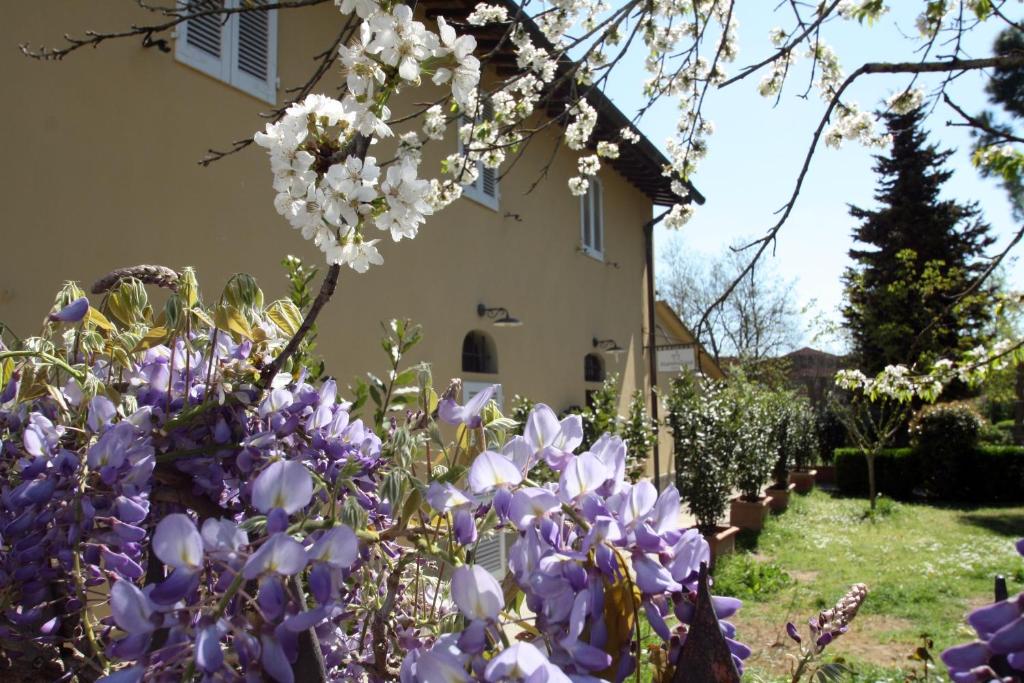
[729, 495, 773, 531]
[788, 469, 817, 494]
[766, 483, 796, 511]
[815, 465, 836, 485]
[703, 525, 740, 561]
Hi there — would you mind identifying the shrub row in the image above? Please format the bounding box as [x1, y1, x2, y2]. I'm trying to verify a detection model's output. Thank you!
[835, 446, 1024, 502]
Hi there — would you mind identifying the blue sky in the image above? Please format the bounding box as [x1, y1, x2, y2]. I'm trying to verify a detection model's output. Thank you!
[603, 4, 1022, 352]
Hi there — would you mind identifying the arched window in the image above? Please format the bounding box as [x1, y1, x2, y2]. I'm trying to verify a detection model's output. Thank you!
[462, 330, 498, 374]
[584, 353, 605, 383]
[580, 178, 603, 258]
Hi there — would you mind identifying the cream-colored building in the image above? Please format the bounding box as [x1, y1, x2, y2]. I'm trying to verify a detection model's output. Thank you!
[1, 1, 696, 482]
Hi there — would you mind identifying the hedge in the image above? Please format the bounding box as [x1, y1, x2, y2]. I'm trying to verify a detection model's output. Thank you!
[835, 448, 918, 499]
[835, 446, 1024, 502]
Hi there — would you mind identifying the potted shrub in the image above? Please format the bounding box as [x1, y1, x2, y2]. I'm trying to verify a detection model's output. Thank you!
[787, 399, 820, 494]
[729, 387, 776, 530]
[668, 378, 740, 558]
[765, 395, 796, 511]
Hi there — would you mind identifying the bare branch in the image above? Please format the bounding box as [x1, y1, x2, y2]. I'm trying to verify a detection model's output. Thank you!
[19, 0, 329, 61]
[699, 50, 1024, 336]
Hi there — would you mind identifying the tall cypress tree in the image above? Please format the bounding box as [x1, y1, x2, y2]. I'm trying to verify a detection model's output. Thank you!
[842, 106, 995, 375]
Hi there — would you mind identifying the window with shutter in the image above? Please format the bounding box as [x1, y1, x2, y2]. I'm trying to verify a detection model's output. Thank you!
[175, 0, 278, 104]
[459, 100, 500, 211]
[580, 178, 604, 259]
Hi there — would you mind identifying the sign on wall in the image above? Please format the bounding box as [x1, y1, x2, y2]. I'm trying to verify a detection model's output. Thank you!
[657, 345, 696, 373]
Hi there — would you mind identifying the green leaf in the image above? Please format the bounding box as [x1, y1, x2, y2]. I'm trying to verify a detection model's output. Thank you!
[85, 306, 114, 331]
[266, 299, 303, 337]
[214, 305, 253, 340]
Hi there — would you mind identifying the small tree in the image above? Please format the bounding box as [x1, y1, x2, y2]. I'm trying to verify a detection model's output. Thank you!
[621, 389, 655, 483]
[831, 369, 915, 509]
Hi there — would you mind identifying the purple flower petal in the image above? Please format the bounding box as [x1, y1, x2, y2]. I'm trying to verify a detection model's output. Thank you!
[258, 576, 287, 621]
[670, 529, 710, 586]
[285, 606, 328, 633]
[632, 553, 681, 595]
[307, 525, 358, 569]
[417, 646, 471, 682]
[260, 633, 295, 683]
[968, 599, 1021, 639]
[645, 600, 671, 641]
[49, 297, 89, 323]
[96, 666, 144, 683]
[252, 460, 313, 514]
[452, 508, 478, 546]
[467, 451, 522, 494]
[508, 487, 560, 529]
[196, 626, 224, 673]
[243, 533, 308, 579]
[451, 564, 504, 621]
[153, 513, 203, 571]
[559, 452, 611, 501]
[439, 385, 497, 428]
[786, 622, 802, 644]
[109, 580, 154, 634]
[712, 596, 742, 620]
[989, 616, 1024, 655]
[149, 566, 200, 605]
[941, 642, 991, 670]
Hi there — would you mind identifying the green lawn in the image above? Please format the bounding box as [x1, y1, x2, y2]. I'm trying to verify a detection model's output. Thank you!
[711, 490, 1024, 681]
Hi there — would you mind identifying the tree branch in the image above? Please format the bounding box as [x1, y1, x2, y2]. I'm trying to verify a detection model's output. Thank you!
[698, 50, 1024, 337]
[19, 0, 329, 61]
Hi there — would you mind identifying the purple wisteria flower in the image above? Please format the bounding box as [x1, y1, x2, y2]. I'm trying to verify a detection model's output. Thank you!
[49, 296, 89, 323]
[439, 384, 497, 428]
[1, 285, 748, 683]
[943, 539, 1024, 682]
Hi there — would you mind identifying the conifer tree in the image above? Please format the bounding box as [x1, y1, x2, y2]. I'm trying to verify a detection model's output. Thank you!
[842, 107, 995, 375]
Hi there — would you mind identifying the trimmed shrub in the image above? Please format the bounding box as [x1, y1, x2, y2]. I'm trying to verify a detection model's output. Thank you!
[909, 402, 983, 499]
[670, 378, 736, 533]
[834, 448, 919, 499]
[621, 389, 654, 483]
[979, 422, 1012, 445]
[785, 399, 819, 471]
[815, 405, 847, 464]
[730, 378, 776, 501]
[836, 446, 1024, 502]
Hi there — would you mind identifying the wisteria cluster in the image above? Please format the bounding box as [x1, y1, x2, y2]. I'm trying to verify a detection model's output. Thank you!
[785, 583, 869, 682]
[942, 539, 1024, 683]
[0, 276, 748, 682]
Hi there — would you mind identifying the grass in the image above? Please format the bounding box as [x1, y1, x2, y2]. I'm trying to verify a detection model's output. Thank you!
[712, 490, 1024, 681]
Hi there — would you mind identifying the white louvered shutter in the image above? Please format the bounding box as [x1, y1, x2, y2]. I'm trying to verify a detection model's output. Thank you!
[229, 0, 278, 104]
[478, 99, 498, 202]
[460, 100, 499, 210]
[176, 0, 277, 104]
[177, 0, 231, 82]
[475, 533, 510, 579]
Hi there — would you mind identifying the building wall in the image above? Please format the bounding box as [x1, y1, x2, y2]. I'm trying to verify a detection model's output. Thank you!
[1, 2, 655, 420]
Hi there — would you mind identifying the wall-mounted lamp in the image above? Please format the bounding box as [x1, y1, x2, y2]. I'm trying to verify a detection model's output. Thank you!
[593, 337, 625, 358]
[477, 303, 523, 327]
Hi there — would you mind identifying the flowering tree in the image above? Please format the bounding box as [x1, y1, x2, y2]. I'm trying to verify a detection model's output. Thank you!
[18, 1, 1024, 318]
